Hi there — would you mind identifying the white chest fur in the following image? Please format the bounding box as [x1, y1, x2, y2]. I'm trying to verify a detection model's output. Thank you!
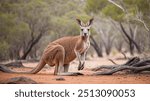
[83, 40, 90, 52]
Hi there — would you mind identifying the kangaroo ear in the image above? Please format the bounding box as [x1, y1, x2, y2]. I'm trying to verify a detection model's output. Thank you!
[76, 19, 83, 26]
[87, 18, 94, 26]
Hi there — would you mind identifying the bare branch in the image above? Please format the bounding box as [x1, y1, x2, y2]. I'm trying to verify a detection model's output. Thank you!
[108, 59, 118, 65]
[120, 51, 127, 59]
[108, 0, 125, 12]
[119, 22, 141, 53]
[92, 57, 150, 75]
[135, 6, 150, 31]
[136, 19, 149, 31]
[108, 0, 150, 31]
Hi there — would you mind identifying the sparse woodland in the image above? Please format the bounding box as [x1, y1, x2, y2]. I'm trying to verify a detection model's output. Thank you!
[0, 0, 150, 75]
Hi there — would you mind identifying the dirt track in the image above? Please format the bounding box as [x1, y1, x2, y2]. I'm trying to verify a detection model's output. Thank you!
[0, 57, 150, 84]
[0, 67, 150, 84]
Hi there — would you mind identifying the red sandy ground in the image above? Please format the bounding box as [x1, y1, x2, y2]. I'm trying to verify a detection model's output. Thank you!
[0, 57, 150, 84]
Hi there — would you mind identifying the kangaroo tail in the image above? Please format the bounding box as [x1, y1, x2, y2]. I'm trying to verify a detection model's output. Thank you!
[28, 60, 46, 74]
[0, 60, 46, 74]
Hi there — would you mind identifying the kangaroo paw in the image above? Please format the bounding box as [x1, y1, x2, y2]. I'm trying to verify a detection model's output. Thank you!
[77, 62, 82, 70]
[80, 62, 85, 70]
[78, 62, 85, 70]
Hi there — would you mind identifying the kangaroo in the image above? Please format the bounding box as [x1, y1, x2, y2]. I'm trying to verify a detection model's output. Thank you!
[0, 18, 94, 76]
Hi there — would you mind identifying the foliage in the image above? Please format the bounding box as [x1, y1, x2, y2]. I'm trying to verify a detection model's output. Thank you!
[0, 0, 150, 60]
[85, 0, 150, 55]
[0, 0, 93, 60]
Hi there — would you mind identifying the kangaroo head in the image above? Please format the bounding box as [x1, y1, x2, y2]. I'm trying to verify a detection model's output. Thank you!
[76, 18, 94, 37]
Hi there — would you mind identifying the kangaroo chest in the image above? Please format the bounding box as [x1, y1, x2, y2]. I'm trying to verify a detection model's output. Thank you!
[76, 37, 90, 54]
[81, 41, 90, 53]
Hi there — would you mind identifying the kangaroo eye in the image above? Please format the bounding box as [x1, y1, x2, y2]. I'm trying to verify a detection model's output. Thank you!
[87, 29, 90, 31]
[81, 29, 84, 31]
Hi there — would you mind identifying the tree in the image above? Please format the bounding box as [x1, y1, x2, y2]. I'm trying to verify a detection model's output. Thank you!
[0, 0, 51, 60]
[0, 0, 92, 60]
[90, 35, 103, 57]
[85, 0, 150, 55]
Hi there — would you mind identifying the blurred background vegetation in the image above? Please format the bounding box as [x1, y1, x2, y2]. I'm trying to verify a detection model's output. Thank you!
[0, 0, 150, 61]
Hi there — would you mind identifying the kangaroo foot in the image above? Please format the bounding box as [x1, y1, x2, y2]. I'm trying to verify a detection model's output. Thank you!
[80, 63, 85, 70]
[78, 62, 85, 70]
[57, 72, 84, 76]
[74, 72, 84, 75]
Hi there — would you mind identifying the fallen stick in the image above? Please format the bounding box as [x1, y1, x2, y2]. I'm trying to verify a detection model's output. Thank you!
[92, 57, 150, 75]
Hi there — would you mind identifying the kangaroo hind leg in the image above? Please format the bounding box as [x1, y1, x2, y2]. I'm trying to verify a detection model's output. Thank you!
[58, 63, 83, 76]
[64, 64, 69, 72]
[52, 44, 67, 75]
[53, 45, 83, 76]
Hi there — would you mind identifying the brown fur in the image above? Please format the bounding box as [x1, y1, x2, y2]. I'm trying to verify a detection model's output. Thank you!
[0, 18, 93, 76]
[38, 35, 90, 75]
[0, 35, 89, 75]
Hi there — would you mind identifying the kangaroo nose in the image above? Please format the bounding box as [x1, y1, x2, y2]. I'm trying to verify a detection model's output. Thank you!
[84, 33, 87, 36]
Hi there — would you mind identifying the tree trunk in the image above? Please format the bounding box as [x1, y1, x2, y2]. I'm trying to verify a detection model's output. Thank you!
[21, 33, 43, 59]
[119, 22, 141, 54]
[90, 36, 103, 57]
